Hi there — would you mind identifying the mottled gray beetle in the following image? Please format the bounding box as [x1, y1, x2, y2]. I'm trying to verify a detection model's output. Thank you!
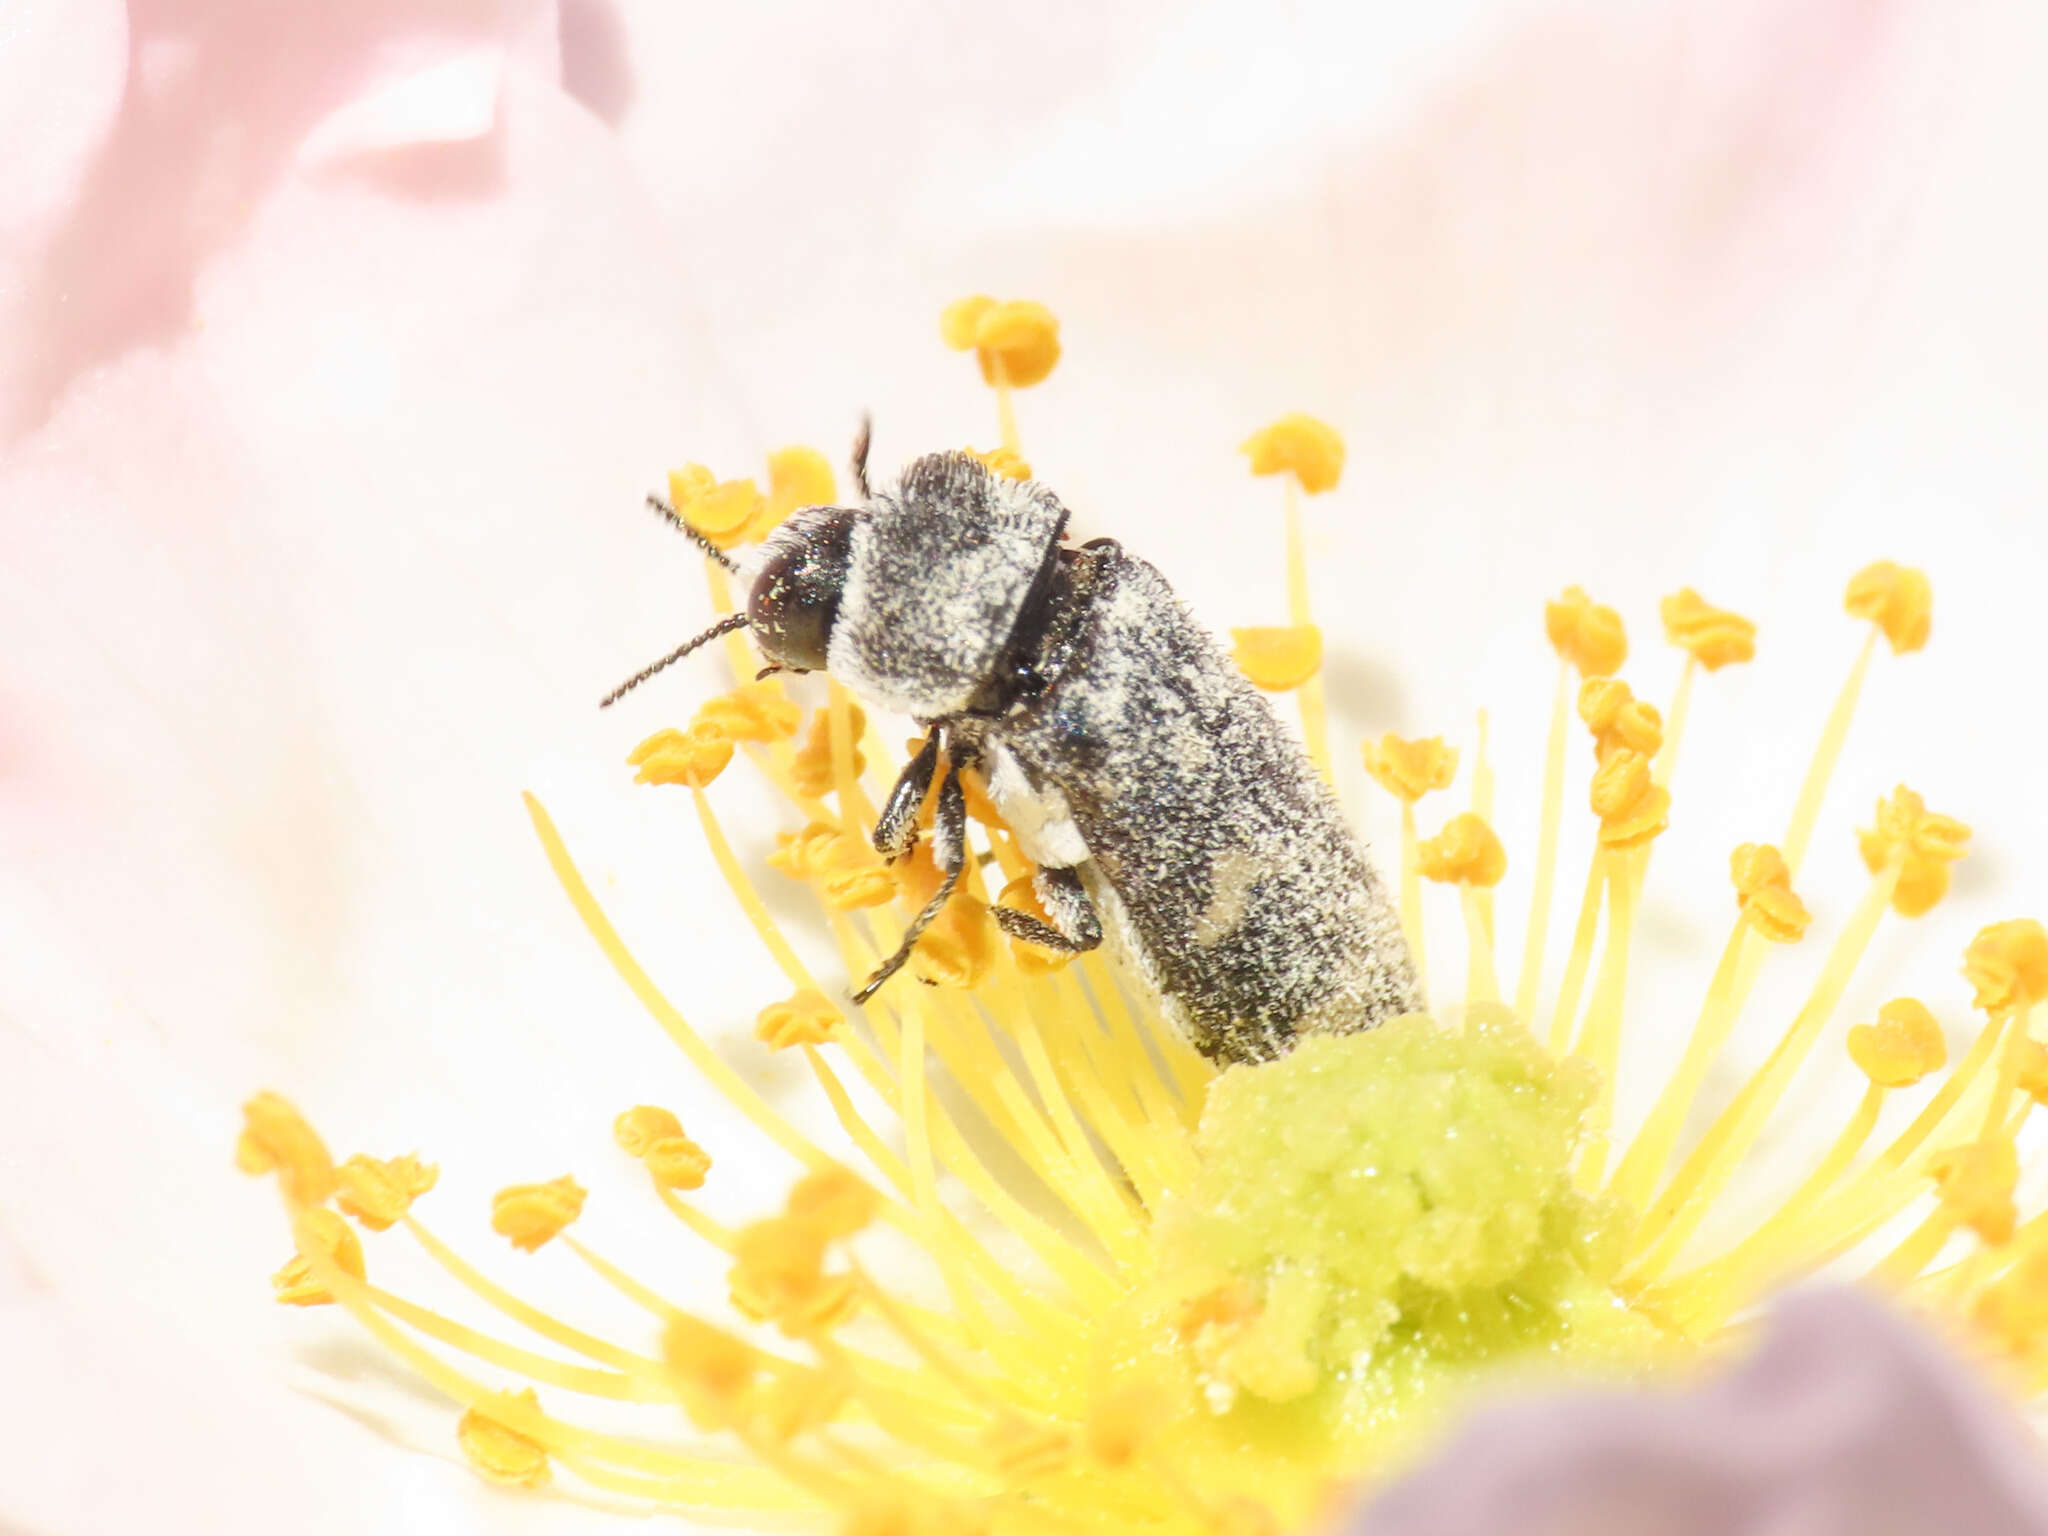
[604, 431, 1421, 1065]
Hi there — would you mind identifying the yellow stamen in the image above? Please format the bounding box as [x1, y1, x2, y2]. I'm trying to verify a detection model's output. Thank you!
[491, 1176, 587, 1252]
[1231, 624, 1324, 692]
[1625, 858, 1902, 1281]
[1544, 586, 1627, 678]
[335, 1152, 438, 1231]
[1514, 660, 1572, 1024]
[964, 446, 1032, 481]
[1844, 560, 1934, 654]
[668, 464, 764, 552]
[1858, 785, 1970, 918]
[1578, 677, 1663, 763]
[758, 989, 847, 1050]
[941, 296, 1062, 389]
[1362, 733, 1459, 805]
[459, 1388, 553, 1488]
[630, 725, 733, 789]
[1848, 998, 1948, 1088]
[1238, 414, 1344, 495]
[271, 1208, 363, 1306]
[236, 1091, 336, 1208]
[1964, 920, 2048, 1013]
[756, 446, 838, 540]
[1659, 588, 1757, 672]
[1729, 843, 1813, 944]
[1417, 812, 1507, 888]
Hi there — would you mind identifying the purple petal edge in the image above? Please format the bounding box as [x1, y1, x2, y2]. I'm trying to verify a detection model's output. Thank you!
[1342, 1287, 2048, 1536]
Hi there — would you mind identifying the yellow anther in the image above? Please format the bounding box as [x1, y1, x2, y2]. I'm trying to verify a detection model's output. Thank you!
[1589, 749, 1670, 848]
[491, 1176, 586, 1252]
[1931, 1136, 2019, 1246]
[750, 1366, 850, 1444]
[236, 1091, 337, 1208]
[645, 1134, 713, 1192]
[1361, 733, 1459, 804]
[1847, 998, 1947, 1088]
[1964, 919, 2048, 1014]
[910, 891, 996, 990]
[995, 873, 1073, 975]
[756, 445, 837, 540]
[767, 821, 848, 880]
[1083, 1385, 1165, 1470]
[612, 1104, 685, 1158]
[983, 1417, 1072, 1483]
[941, 296, 1062, 387]
[1239, 413, 1345, 495]
[629, 724, 733, 790]
[662, 1315, 758, 1431]
[271, 1208, 364, 1307]
[820, 863, 899, 912]
[785, 1164, 880, 1241]
[335, 1152, 438, 1231]
[668, 464, 765, 552]
[612, 1105, 712, 1188]
[964, 445, 1032, 480]
[728, 1216, 858, 1338]
[1858, 785, 1971, 918]
[1659, 588, 1757, 671]
[1973, 1246, 2048, 1353]
[1230, 625, 1324, 691]
[457, 1389, 551, 1489]
[791, 703, 867, 799]
[1729, 843, 1811, 944]
[1845, 560, 1933, 654]
[1417, 813, 1508, 888]
[695, 679, 802, 744]
[1577, 678, 1663, 763]
[1544, 586, 1628, 677]
[756, 989, 844, 1049]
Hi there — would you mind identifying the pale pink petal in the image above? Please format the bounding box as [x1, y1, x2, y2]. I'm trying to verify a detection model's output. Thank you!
[1347, 1289, 2048, 1536]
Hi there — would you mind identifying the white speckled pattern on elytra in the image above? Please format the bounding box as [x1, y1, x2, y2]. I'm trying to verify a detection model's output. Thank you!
[825, 451, 1420, 1064]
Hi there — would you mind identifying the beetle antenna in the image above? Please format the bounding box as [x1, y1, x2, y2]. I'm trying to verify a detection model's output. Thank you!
[850, 414, 872, 500]
[645, 493, 741, 573]
[600, 613, 751, 708]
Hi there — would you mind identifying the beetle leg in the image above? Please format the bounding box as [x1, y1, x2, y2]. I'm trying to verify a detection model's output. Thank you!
[991, 865, 1103, 954]
[871, 727, 941, 863]
[854, 756, 967, 1003]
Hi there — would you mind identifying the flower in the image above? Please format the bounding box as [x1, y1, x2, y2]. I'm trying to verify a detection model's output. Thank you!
[229, 299, 2048, 1531]
[8, 2, 2048, 1531]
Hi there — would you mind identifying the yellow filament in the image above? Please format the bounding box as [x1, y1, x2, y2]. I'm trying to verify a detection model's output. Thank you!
[1573, 852, 1640, 1187]
[1546, 853, 1607, 1057]
[1650, 1084, 1884, 1330]
[992, 353, 1021, 457]
[1515, 659, 1573, 1025]
[1606, 924, 1758, 1215]
[1399, 801, 1424, 990]
[298, 1244, 815, 1505]
[1459, 886, 1500, 1007]
[1471, 710, 1496, 948]
[1780, 630, 1877, 878]
[1626, 861, 1901, 1282]
[1283, 478, 1333, 785]
[1653, 658, 1696, 789]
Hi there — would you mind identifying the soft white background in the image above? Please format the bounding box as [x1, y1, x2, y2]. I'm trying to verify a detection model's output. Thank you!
[2, 0, 2045, 1531]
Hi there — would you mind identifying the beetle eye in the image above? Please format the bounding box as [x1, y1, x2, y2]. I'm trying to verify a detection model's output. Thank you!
[747, 509, 856, 673]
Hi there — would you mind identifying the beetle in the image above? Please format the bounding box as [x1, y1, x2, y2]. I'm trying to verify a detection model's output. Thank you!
[604, 429, 1421, 1065]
